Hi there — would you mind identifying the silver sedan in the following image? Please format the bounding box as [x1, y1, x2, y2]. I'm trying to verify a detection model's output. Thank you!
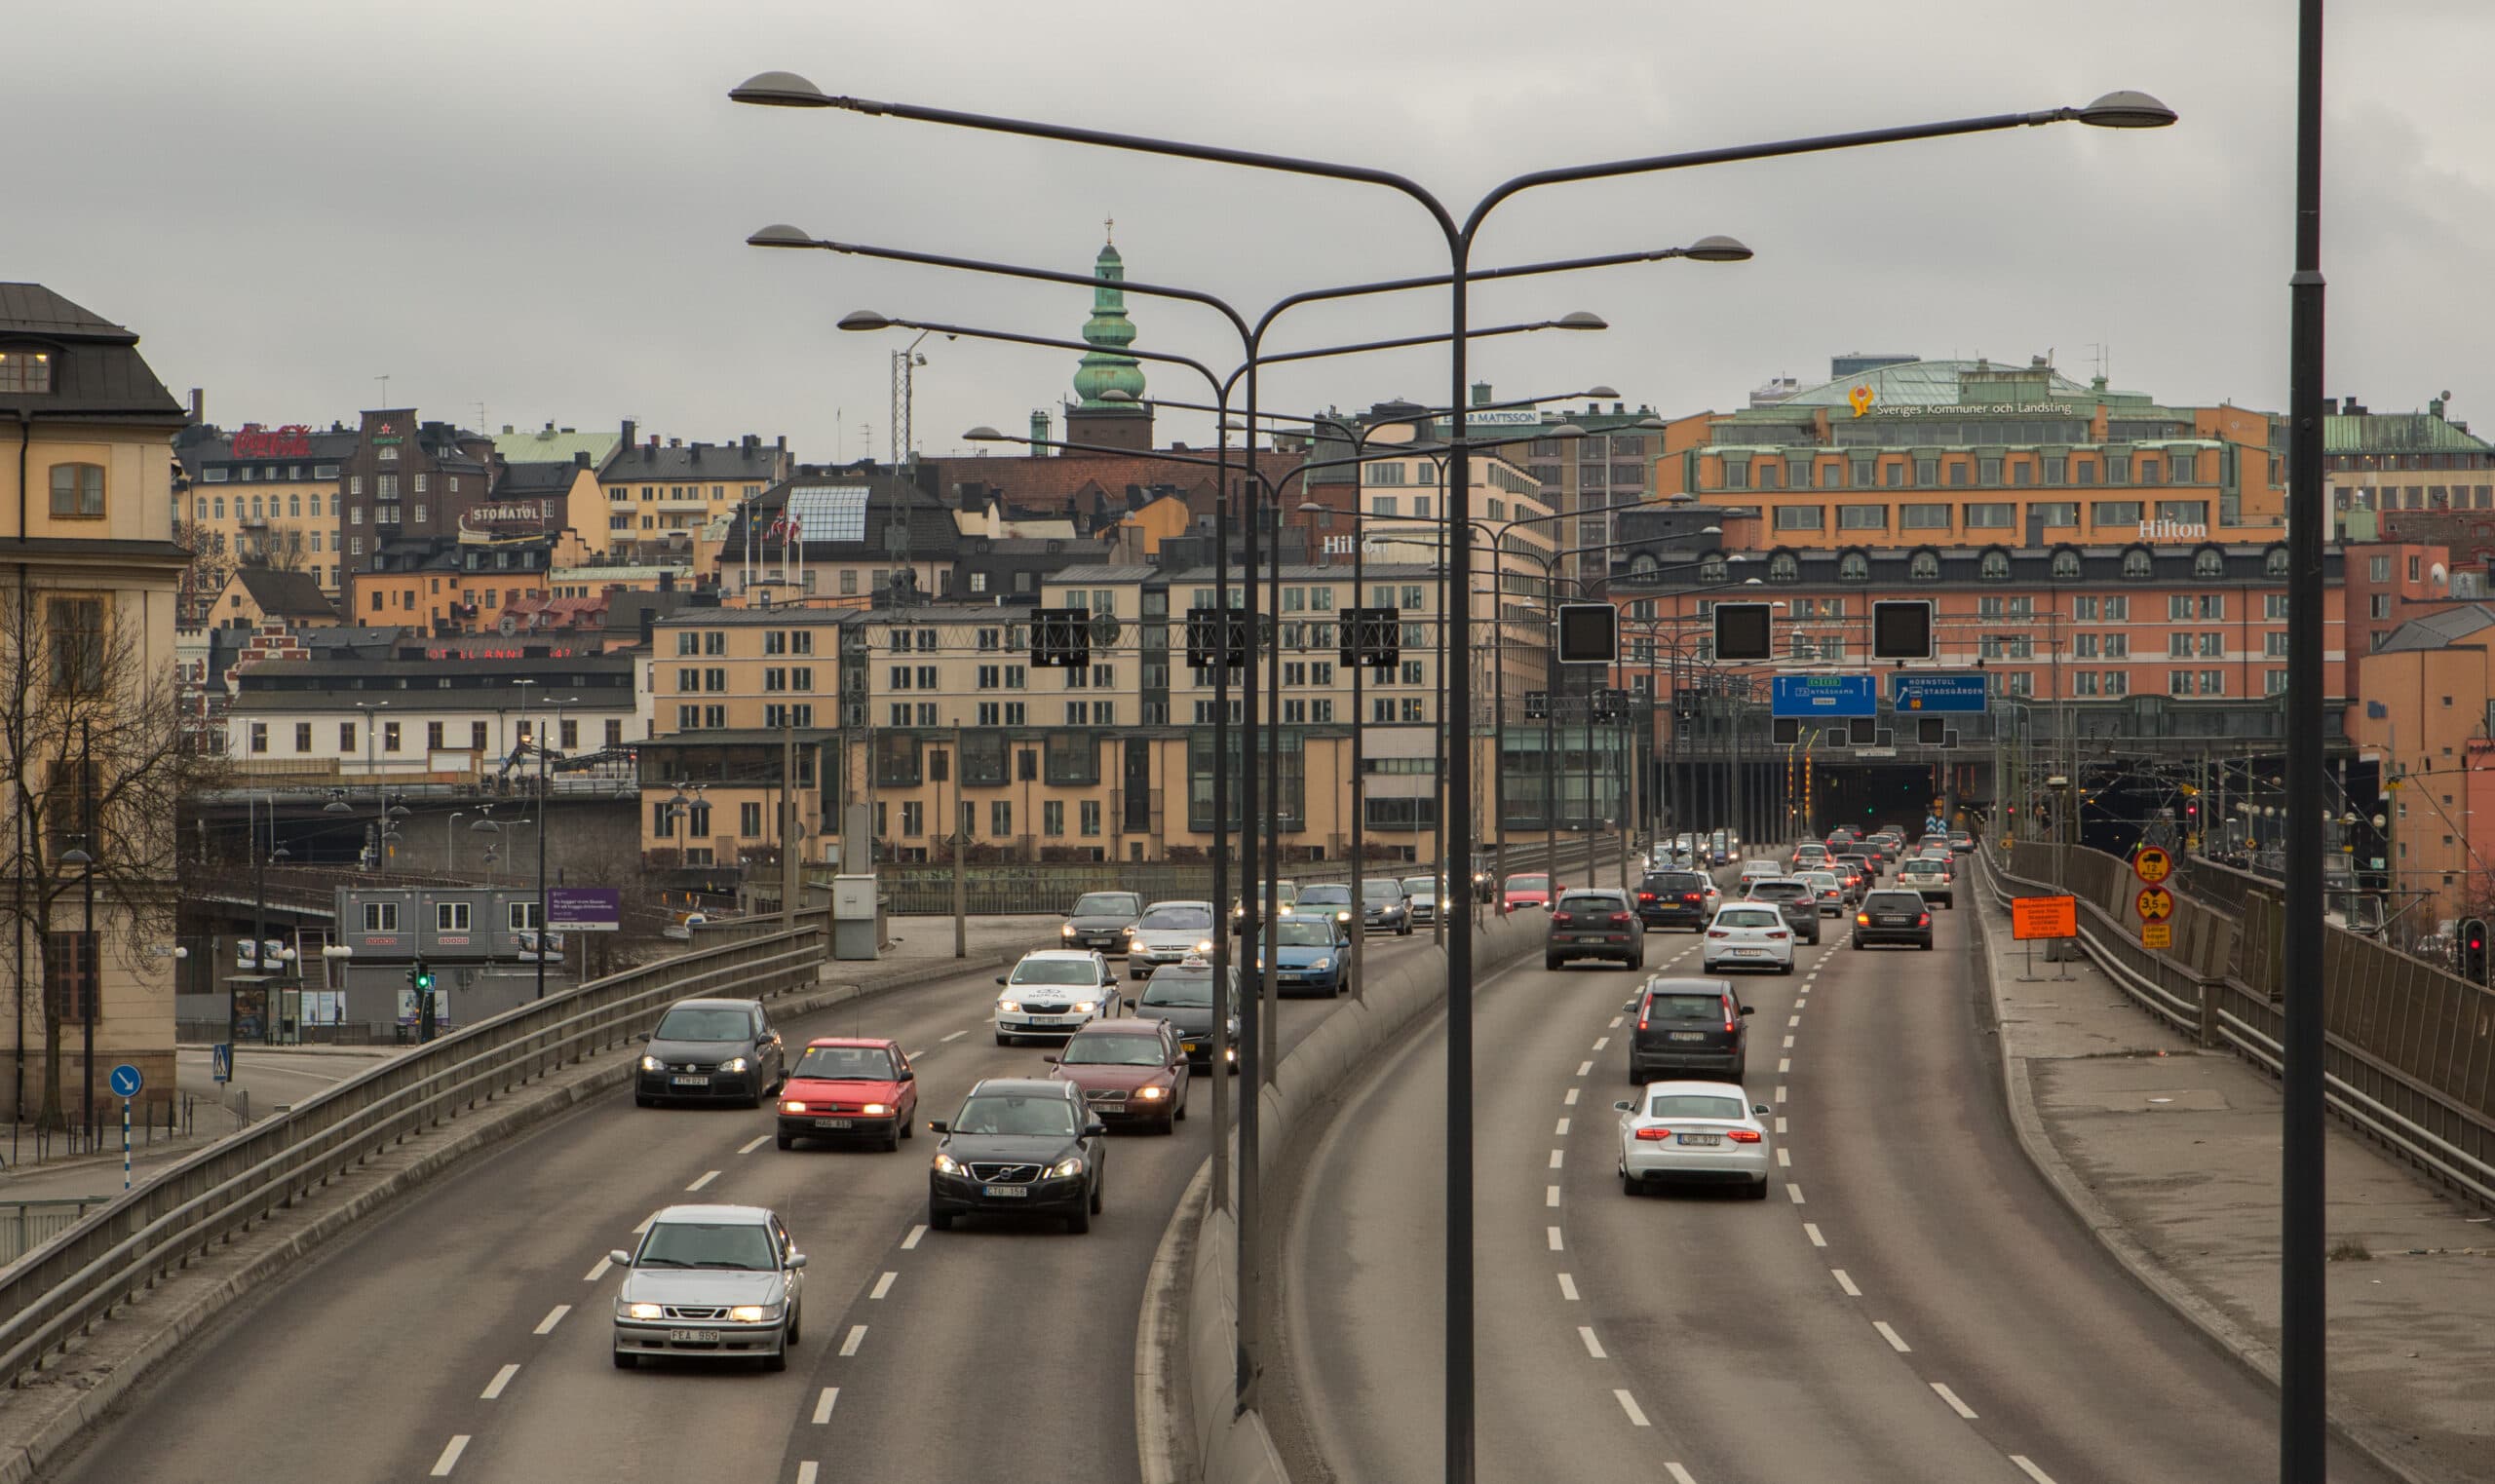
[611, 1203, 807, 1371]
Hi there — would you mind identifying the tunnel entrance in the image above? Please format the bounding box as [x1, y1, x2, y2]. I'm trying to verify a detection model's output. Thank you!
[1799, 762, 1943, 841]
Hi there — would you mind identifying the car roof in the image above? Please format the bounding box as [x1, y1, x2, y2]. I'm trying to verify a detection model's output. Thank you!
[1142, 899, 1213, 911]
[967, 1077, 1077, 1097]
[1641, 975, 1735, 994]
[1071, 1017, 1167, 1036]
[1562, 887, 1628, 898]
[1017, 948, 1103, 961]
[802, 1037, 900, 1049]
[667, 997, 761, 1010]
[1633, 1080, 1758, 1104]
[649, 1203, 776, 1225]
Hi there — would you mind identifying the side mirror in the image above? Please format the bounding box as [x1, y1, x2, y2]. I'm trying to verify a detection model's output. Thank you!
[1085, 1122, 1108, 1138]
[1739, 1006, 1755, 1016]
[788, 1252, 808, 1270]
[1613, 1100, 1633, 1112]
[995, 975, 1009, 986]
[1041, 1054, 1060, 1064]
[608, 1248, 633, 1268]
[1752, 1105, 1772, 1117]
[1620, 1000, 1638, 1013]
[927, 1120, 949, 1134]
[898, 1068, 914, 1081]
[636, 1032, 651, 1043]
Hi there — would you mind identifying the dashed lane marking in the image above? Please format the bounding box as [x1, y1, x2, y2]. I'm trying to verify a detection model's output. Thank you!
[1778, 1058, 1791, 1074]
[1788, 1015, 1801, 1028]
[1666, 1466, 1697, 1484]
[585, 1257, 611, 1282]
[1576, 1060, 1593, 1078]
[430, 1437, 470, 1477]
[1783, 1035, 1795, 1049]
[1932, 1382, 1977, 1420]
[534, 1306, 570, 1335]
[1832, 1269, 1861, 1297]
[633, 1213, 654, 1235]
[869, 1271, 897, 1300]
[1547, 1226, 1564, 1251]
[1804, 1222, 1826, 1247]
[1555, 1118, 1571, 1136]
[902, 1225, 927, 1250]
[1564, 1088, 1580, 1107]
[2010, 1458, 2057, 1483]
[1608, 1015, 1623, 1029]
[1774, 1084, 1787, 1103]
[686, 1169, 721, 1192]
[1592, 1037, 1609, 1051]
[1776, 1148, 1791, 1167]
[840, 1325, 868, 1357]
[1614, 1389, 1651, 1427]
[1785, 1184, 1806, 1205]
[1557, 1274, 1579, 1301]
[480, 1364, 518, 1400]
[940, 1029, 968, 1042]
[1873, 1320, 1911, 1352]
[740, 1135, 771, 1155]
[1774, 1117, 1787, 1135]
[1546, 1186, 1561, 1207]
[1579, 1326, 1607, 1359]
[813, 1388, 839, 1424]
[797, 1465, 821, 1484]
[1550, 1149, 1565, 1169]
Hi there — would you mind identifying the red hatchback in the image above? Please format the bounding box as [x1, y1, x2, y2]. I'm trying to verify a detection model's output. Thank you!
[1504, 873, 1559, 912]
[777, 1038, 918, 1152]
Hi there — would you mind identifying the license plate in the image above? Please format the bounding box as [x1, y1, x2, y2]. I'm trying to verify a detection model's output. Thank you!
[671, 1076, 710, 1086]
[668, 1328, 721, 1343]
[981, 1185, 1029, 1199]
[1573, 934, 1610, 943]
[1669, 1031, 1707, 1042]
[1677, 1133, 1722, 1146]
[815, 1118, 854, 1128]
[1877, 917, 1908, 926]
[1182, 1041, 1204, 1052]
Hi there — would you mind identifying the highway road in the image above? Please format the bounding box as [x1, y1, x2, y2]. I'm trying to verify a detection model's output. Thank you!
[1270, 853, 2402, 1484]
[42, 925, 1443, 1484]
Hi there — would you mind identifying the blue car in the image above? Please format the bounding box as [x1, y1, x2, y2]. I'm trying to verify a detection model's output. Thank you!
[1258, 913, 1352, 998]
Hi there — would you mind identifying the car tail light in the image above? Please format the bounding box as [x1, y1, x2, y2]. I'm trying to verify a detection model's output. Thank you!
[1553, 912, 1574, 925]
[1706, 930, 1729, 938]
[1726, 1128, 1762, 1144]
[1634, 1126, 1673, 1141]
[1637, 892, 1657, 902]
[1766, 931, 1789, 940]
[1856, 913, 1870, 926]
[1918, 913, 1932, 927]
[1682, 893, 1701, 903]
[1609, 912, 1631, 925]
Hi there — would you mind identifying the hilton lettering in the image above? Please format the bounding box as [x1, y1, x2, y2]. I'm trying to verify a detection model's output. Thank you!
[2137, 518, 2209, 541]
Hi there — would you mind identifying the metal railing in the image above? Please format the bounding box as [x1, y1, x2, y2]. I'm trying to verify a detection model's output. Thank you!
[0, 923, 826, 1385]
[0, 1200, 111, 1270]
[1979, 842, 2494, 1212]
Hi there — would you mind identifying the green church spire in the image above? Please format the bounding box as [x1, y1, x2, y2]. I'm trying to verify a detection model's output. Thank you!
[1074, 220, 1146, 409]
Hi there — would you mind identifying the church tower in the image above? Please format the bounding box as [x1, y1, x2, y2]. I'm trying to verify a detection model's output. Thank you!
[1064, 221, 1155, 452]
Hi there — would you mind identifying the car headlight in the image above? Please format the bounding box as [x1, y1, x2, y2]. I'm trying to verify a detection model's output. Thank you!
[1060, 924, 1078, 937]
[862, 1102, 892, 1116]
[639, 1055, 663, 1072]
[782, 1099, 809, 1114]
[1122, 925, 1136, 935]
[1336, 910, 1353, 922]
[1225, 1046, 1237, 1062]
[1135, 1085, 1168, 1100]
[1049, 1156, 1086, 1178]
[626, 1302, 664, 1320]
[997, 1000, 1021, 1013]
[933, 1153, 963, 1174]
[1073, 1001, 1097, 1014]
[1195, 939, 1214, 954]
[721, 1056, 750, 1074]
[728, 1305, 773, 1324]
[1309, 957, 1331, 970]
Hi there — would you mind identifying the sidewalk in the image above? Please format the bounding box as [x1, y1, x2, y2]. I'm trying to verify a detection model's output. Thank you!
[1973, 874, 2494, 1483]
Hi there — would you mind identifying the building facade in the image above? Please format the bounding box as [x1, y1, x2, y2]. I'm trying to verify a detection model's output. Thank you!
[174, 420, 358, 595]
[337, 410, 495, 575]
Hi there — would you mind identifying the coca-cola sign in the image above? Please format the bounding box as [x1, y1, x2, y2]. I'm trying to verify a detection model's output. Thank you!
[231, 424, 314, 459]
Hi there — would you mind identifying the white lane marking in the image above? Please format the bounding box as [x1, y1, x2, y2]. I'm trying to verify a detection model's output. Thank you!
[534, 1305, 570, 1335]
[797, 1465, 820, 1484]
[869, 1271, 897, 1300]
[1547, 1226, 1564, 1251]
[633, 1213, 654, 1235]
[1608, 1015, 1623, 1029]
[739, 1135, 771, 1155]
[480, 1364, 518, 1400]
[1788, 1014, 1801, 1028]
[585, 1257, 612, 1282]
[1776, 1147, 1791, 1167]
[1804, 1222, 1826, 1247]
[840, 1324, 867, 1357]
[1564, 1087, 1580, 1107]
[1786, 1184, 1806, 1205]
[940, 1029, 968, 1043]
[902, 1225, 927, 1250]
[1576, 1060, 1593, 1077]
[1832, 1269, 1862, 1297]
[907, 1048, 932, 1060]
[1874, 1320, 1912, 1352]
[1614, 1389, 1650, 1427]
[1549, 1149, 1565, 1169]
[1578, 1326, 1607, 1359]
[1592, 1037, 1609, 1051]
[1775, 1117, 1787, 1135]
[1783, 1035, 1795, 1049]
[812, 1387, 839, 1424]
[430, 1436, 470, 1477]
[2011, 1458, 2058, 1484]
[1932, 1382, 1978, 1420]
[1778, 1058, 1791, 1074]
[686, 1169, 721, 1192]
[1555, 1118, 1571, 1136]
[1774, 1084, 1788, 1103]
[1546, 1185, 1561, 1207]
[1557, 1274, 1579, 1302]
[1666, 1466, 1698, 1484]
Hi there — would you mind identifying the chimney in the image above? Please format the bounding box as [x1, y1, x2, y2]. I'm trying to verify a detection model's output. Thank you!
[669, 438, 681, 448]
[188, 387, 205, 424]
[1471, 381, 1493, 406]
[775, 435, 787, 453]
[620, 418, 636, 448]
[1031, 408, 1052, 452]
[691, 443, 704, 464]
[573, 451, 592, 469]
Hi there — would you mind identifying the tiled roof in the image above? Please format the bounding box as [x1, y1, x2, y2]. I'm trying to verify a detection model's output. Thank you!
[235, 567, 336, 619]
[0, 283, 186, 424]
[495, 460, 589, 496]
[605, 439, 788, 482]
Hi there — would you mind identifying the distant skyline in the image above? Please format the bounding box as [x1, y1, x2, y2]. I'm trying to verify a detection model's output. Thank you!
[17, 1, 2495, 463]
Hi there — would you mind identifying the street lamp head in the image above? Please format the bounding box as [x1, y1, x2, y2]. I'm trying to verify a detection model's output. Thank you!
[1700, 525, 1723, 535]
[746, 223, 817, 249]
[1554, 312, 1607, 331]
[837, 310, 894, 332]
[324, 798, 352, 815]
[963, 425, 1010, 443]
[1297, 500, 1324, 514]
[729, 70, 836, 108]
[60, 847, 92, 867]
[1632, 415, 1668, 430]
[2074, 90, 2178, 129]
[1683, 234, 1754, 263]
[1548, 423, 1588, 440]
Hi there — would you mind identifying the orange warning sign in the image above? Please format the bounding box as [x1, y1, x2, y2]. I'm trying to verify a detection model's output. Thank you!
[2135, 887, 2174, 923]
[2142, 921, 2173, 950]
[2011, 895, 2077, 940]
[2133, 846, 2172, 886]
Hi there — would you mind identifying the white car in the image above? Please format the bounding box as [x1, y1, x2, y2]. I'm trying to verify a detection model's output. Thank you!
[1735, 858, 1782, 889]
[1401, 876, 1442, 926]
[994, 950, 1121, 1045]
[1128, 900, 1219, 980]
[1701, 902, 1796, 974]
[1613, 1082, 1774, 1199]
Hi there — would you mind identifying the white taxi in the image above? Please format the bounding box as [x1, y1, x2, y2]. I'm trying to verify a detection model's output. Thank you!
[993, 950, 1121, 1046]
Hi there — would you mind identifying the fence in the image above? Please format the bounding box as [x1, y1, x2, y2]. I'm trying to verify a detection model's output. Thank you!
[1984, 842, 2494, 1212]
[0, 1201, 111, 1270]
[0, 922, 825, 1386]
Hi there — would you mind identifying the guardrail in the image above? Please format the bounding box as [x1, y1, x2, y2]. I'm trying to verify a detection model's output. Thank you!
[1978, 843, 2494, 1212]
[0, 922, 826, 1386]
[0, 1201, 111, 1270]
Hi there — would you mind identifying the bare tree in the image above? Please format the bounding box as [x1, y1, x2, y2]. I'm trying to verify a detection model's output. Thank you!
[256, 526, 310, 576]
[0, 582, 223, 1128]
[173, 519, 235, 625]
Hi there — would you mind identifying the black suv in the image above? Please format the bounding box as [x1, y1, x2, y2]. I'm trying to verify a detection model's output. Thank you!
[635, 997, 787, 1109]
[1853, 889, 1934, 950]
[1635, 870, 1711, 932]
[926, 1079, 1107, 1234]
[1546, 889, 1647, 970]
[1624, 977, 1753, 1084]
[1744, 878, 1822, 945]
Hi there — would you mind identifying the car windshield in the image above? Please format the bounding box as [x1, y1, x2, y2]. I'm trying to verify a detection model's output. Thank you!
[1061, 1034, 1167, 1067]
[1750, 883, 1807, 899]
[1717, 908, 1782, 929]
[950, 1094, 1078, 1138]
[1011, 959, 1099, 985]
[1298, 887, 1351, 906]
[637, 1220, 777, 1271]
[1903, 861, 1942, 875]
[1508, 875, 1550, 892]
[1646, 1094, 1745, 1120]
[793, 1046, 895, 1081]
[1401, 878, 1436, 895]
[654, 1007, 751, 1042]
[1071, 894, 1139, 918]
[1267, 922, 1335, 948]
[1141, 970, 1216, 1008]
[1647, 993, 1727, 1021]
[1361, 881, 1402, 902]
[1138, 906, 1212, 931]
[1557, 894, 1619, 914]
[1799, 873, 1838, 889]
[1865, 894, 1924, 911]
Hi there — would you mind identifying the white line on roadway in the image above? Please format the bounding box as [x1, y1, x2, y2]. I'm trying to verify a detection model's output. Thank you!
[480, 1364, 518, 1400]
[1578, 1326, 1606, 1359]
[1608, 1015, 1623, 1029]
[797, 1464, 820, 1484]
[1555, 1118, 1570, 1136]
[1931, 1382, 1977, 1419]
[1873, 1320, 1911, 1352]
[430, 1436, 469, 1476]
[840, 1324, 868, 1357]
[1787, 1014, 1801, 1028]
[1774, 1117, 1787, 1135]
[1546, 1186, 1560, 1207]
[1549, 1149, 1564, 1169]
[1665, 1465, 1697, 1484]
[1591, 1037, 1608, 1051]
[687, 1169, 720, 1192]
[1774, 1084, 1787, 1103]
[869, 1271, 897, 1300]
[908, 1048, 932, 1060]
[1547, 1226, 1563, 1251]
[1782, 1035, 1795, 1049]
[813, 1387, 839, 1424]
[1777, 1058, 1791, 1074]
[1557, 1274, 1579, 1301]
[584, 1257, 611, 1282]
[941, 1029, 968, 1042]
[1776, 1148, 1791, 1167]
[1613, 1389, 1650, 1427]
[1832, 1269, 1861, 1297]
[739, 1135, 771, 1155]
[1575, 1060, 1593, 1077]
[1563, 1087, 1580, 1107]
[2010, 1458, 2058, 1483]
[1785, 1184, 1806, 1205]
[633, 1213, 654, 1235]
[1803, 1222, 1826, 1247]
[534, 1306, 570, 1335]
[902, 1225, 927, 1250]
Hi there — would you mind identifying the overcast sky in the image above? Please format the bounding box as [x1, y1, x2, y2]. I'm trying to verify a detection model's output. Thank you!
[17, 1, 2491, 461]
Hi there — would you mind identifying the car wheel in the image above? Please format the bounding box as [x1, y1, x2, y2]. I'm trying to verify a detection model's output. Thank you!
[1066, 1206, 1092, 1235]
[1620, 1168, 1642, 1197]
[1779, 962, 1794, 975]
[1919, 940, 1934, 951]
[1544, 956, 1561, 971]
[902, 1113, 916, 1138]
[764, 1339, 788, 1373]
[1746, 1179, 1770, 1201]
[1091, 1171, 1105, 1215]
[1173, 1091, 1188, 1123]
[745, 1088, 765, 1111]
[1730, 1060, 1746, 1084]
[613, 1349, 635, 1370]
[634, 1095, 653, 1109]
[786, 1300, 802, 1346]
[884, 1124, 902, 1153]
[995, 1031, 1013, 1046]
[776, 1131, 793, 1151]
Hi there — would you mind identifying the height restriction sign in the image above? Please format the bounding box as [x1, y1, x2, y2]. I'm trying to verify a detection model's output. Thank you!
[2134, 887, 2174, 923]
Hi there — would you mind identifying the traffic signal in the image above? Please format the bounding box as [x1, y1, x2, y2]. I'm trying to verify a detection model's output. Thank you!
[1029, 607, 1093, 668]
[1871, 600, 1935, 660]
[2465, 919, 2488, 983]
[412, 959, 434, 993]
[1555, 603, 1618, 665]
[1184, 607, 1249, 670]
[1712, 601, 1773, 662]
[1341, 607, 1401, 671]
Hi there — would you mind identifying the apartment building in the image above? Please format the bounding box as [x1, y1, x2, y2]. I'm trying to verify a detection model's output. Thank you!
[598, 420, 791, 560]
[337, 409, 496, 575]
[639, 608, 850, 869]
[173, 420, 358, 593]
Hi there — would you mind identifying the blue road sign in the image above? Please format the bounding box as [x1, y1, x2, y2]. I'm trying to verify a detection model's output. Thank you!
[1893, 673, 1989, 713]
[211, 1043, 233, 1084]
[109, 1062, 144, 1098]
[1770, 673, 1877, 719]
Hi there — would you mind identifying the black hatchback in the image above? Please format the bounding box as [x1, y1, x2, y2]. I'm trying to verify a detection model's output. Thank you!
[1625, 978, 1752, 1084]
[1635, 870, 1712, 932]
[635, 997, 787, 1109]
[1852, 889, 1934, 950]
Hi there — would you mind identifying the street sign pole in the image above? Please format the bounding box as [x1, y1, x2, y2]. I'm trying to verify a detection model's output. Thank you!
[108, 1063, 143, 1191]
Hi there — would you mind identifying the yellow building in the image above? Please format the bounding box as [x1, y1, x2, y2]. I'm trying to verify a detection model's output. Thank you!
[597, 421, 792, 559]
[174, 420, 357, 598]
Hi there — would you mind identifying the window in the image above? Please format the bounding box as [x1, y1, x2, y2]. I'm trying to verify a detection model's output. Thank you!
[0, 347, 53, 394]
[2052, 549, 2083, 580]
[1908, 550, 1941, 583]
[2092, 501, 2143, 527]
[1772, 505, 1824, 531]
[1838, 551, 1870, 584]
[2198, 594, 2224, 620]
[46, 596, 104, 692]
[2169, 670, 2195, 697]
[362, 901, 401, 932]
[2102, 633, 2130, 658]
[1836, 505, 1886, 530]
[472, 721, 488, 749]
[2409, 554, 2423, 583]
[509, 900, 541, 931]
[1900, 503, 1950, 530]
[2102, 671, 2129, 697]
[1964, 503, 2015, 529]
[49, 463, 104, 518]
[901, 801, 923, 837]
[2121, 548, 2154, 580]
[2266, 669, 2288, 696]
[1080, 800, 1102, 837]
[249, 720, 268, 753]
[383, 721, 402, 752]
[2073, 671, 2099, 696]
[2266, 592, 2290, 620]
[295, 721, 314, 752]
[740, 801, 763, 836]
[2199, 632, 2225, 658]
[2075, 633, 2099, 659]
[990, 800, 1013, 837]
[1978, 549, 2012, 582]
[436, 901, 472, 932]
[2103, 595, 2129, 621]
[2200, 669, 2225, 697]
[2266, 631, 2290, 658]
[652, 801, 676, 838]
[1767, 551, 1801, 584]
[2368, 592, 2393, 619]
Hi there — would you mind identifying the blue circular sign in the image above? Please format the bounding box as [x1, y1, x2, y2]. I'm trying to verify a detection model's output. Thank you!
[108, 1063, 143, 1098]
